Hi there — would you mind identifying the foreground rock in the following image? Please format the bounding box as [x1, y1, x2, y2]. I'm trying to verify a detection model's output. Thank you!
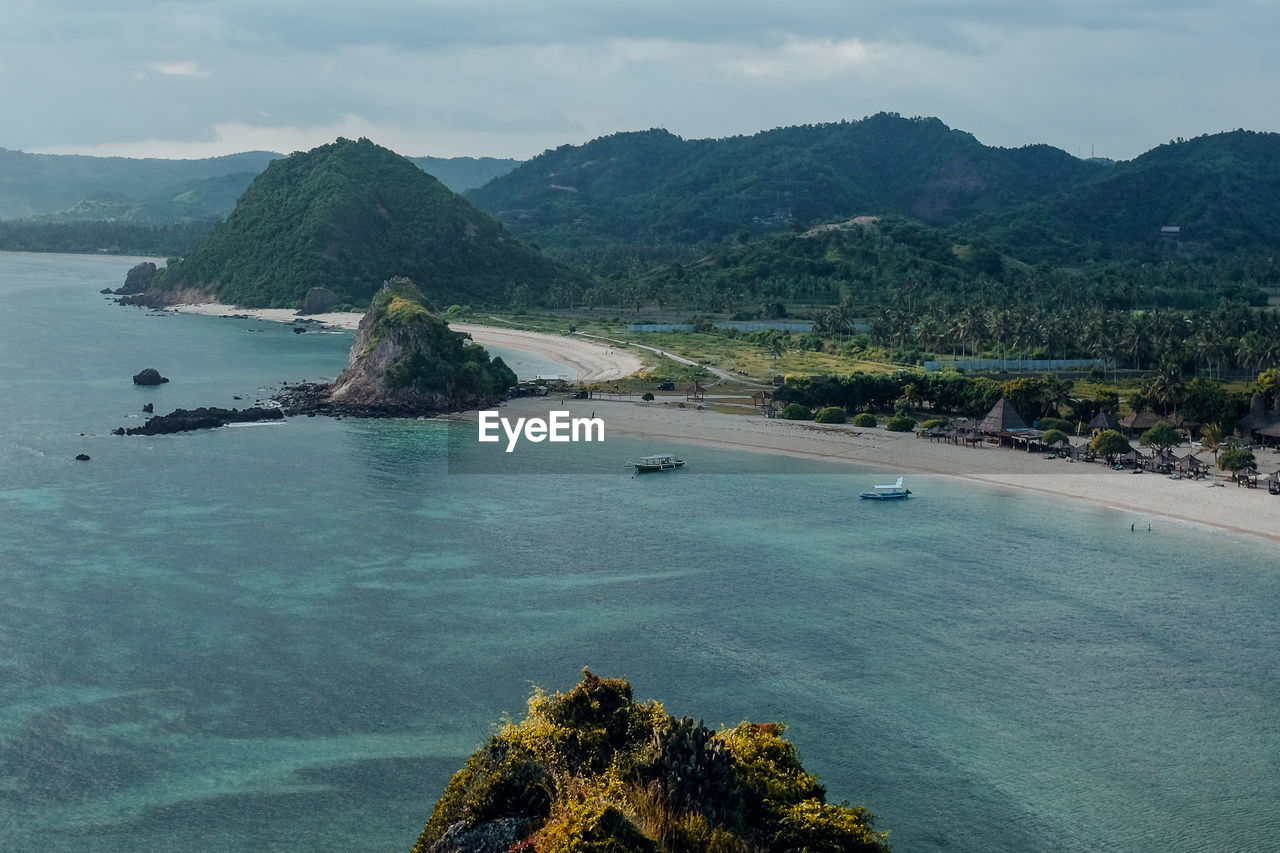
[413, 670, 889, 853]
[115, 406, 283, 436]
[116, 262, 158, 295]
[284, 276, 515, 418]
[132, 368, 169, 385]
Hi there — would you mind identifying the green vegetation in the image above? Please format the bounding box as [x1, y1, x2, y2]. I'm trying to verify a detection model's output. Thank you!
[814, 406, 848, 424]
[152, 138, 583, 309]
[781, 403, 812, 420]
[885, 414, 916, 432]
[1138, 421, 1184, 454]
[1217, 444, 1257, 474]
[852, 413, 878, 428]
[413, 671, 889, 853]
[1091, 430, 1132, 465]
[1041, 428, 1070, 447]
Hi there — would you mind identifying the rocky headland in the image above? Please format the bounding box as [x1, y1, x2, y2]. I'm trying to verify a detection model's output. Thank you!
[279, 276, 516, 418]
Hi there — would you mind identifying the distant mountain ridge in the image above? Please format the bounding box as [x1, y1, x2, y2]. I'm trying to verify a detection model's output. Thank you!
[0, 147, 518, 224]
[464, 114, 1280, 261]
[141, 137, 578, 309]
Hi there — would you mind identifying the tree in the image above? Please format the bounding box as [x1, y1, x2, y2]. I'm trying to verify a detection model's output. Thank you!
[1217, 444, 1256, 477]
[1139, 421, 1182, 455]
[1041, 428, 1070, 448]
[1198, 422, 1223, 461]
[1091, 429, 1131, 465]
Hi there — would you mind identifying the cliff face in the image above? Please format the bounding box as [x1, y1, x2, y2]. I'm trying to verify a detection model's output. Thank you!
[323, 277, 515, 415]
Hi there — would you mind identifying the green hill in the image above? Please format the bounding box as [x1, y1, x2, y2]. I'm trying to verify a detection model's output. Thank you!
[973, 130, 1280, 260]
[0, 147, 279, 222]
[467, 116, 1280, 268]
[466, 114, 1103, 250]
[149, 137, 583, 309]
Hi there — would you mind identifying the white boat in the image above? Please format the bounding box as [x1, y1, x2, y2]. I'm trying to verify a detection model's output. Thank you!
[859, 476, 911, 500]
[629, 453, 685, 472]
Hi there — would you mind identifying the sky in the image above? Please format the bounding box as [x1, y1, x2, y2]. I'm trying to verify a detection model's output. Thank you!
[5, 0, 1277, 162]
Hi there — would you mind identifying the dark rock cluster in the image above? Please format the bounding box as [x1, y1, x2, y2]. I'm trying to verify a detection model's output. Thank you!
[132, 368, 169, 386]
[114, 406, 283, 436]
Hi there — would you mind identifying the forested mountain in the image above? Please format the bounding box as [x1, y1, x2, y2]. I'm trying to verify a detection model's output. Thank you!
[145, 137, 582, 309]
[408, 155, 519, 192]
[0, 147, 518, 226]
[465, 114, 1104, 248]
[466, 115, 1280, 265]
[0, 148, 279, 222]
[971, 130, 1280, 260]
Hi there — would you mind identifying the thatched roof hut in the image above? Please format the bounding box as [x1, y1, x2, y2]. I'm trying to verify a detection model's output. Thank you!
[1120, 410, 1164, 435]
[1237, 393, 1280, 440]
[979, 398, 1029, 434]
[1090, 410, 1120, 434]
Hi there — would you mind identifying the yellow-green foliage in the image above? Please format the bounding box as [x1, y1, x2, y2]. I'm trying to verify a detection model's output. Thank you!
[412, 672, 889, 853]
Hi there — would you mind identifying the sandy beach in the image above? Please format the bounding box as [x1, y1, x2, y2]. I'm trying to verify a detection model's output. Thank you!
[168, 301, 1279, 543]
[168, 303, 645, 383]
[482, 396, 1280, 545]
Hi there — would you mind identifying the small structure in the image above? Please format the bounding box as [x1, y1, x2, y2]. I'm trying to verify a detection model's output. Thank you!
[1119, 410, 1164, 437]
[751, 390, 773, 410]
[1089, 410, 1121, 435]
[1238, 394, 1280, 444]
[978, 398, 1035, 447]
[686, 382, 707, 403]
[1176, 452, 1209, 479]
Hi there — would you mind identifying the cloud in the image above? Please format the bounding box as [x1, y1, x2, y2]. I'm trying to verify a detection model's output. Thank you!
[5, 1, 1277, 161]
[146, 60, 211, 78]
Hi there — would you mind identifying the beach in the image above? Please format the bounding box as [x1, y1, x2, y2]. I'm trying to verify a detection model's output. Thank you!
[481, 396, 1280, 544]
[167, 303, 645, 383]
[169, 301, 1280, 543]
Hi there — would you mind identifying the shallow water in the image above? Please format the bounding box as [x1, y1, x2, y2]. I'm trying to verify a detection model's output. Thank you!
[1, 253, 1277, 853]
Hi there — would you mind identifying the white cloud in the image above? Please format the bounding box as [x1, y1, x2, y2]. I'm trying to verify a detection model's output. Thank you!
[147, 60, 212, 78]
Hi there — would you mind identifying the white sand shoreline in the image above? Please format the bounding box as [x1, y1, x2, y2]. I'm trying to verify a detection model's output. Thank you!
[166, 302, 644, 383]
[485, 397, 1280, 546]
[165, 300, 1278, 544]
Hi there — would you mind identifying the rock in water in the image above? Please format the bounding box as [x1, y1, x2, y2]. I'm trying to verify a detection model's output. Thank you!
[318, 277, 515, 416]
[75, 454, 90, 461]
[133, 368, 169, 385]
[120, 406, 284, 436]
[116, 262, 158, 295]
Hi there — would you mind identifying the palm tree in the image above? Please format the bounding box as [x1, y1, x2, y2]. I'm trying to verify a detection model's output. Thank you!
[1198, 422, 1223, 461]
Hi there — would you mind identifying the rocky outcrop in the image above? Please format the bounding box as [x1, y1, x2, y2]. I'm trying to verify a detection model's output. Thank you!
[132, 368, 169, 385]
[301, 286, 338, 314]
[286, 277, 514, 418]
[116, 406, 283, 436]
[116, 262, 158, 295]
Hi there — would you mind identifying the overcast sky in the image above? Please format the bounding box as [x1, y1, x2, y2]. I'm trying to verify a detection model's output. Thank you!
[6, 0, 1276, 162]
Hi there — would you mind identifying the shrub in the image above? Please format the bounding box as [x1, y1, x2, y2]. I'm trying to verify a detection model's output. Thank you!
[852, 413, 878, 428]
[642, 392, 655, 402]
[1037, 417, 1074, 434]
[920, 418, 947, 430]
[1041, 428, 1070, 448]
[781, 403, 811, 420]
[814, 406, 847, 424]
[885, 414, 916, 432]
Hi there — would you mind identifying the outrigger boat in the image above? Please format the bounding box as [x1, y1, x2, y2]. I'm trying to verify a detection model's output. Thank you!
[629, 453, 685, 473]
[859, 476, 911, 500]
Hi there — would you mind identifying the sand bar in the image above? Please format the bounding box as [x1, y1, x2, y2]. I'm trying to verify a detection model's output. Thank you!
[482, 397, 1280, 545]
[167, 303, 644, 383]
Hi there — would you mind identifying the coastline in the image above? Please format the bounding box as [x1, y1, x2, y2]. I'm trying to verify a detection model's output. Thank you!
[484, 397, 1280, 545]
[166, 302, 645, 383]
[164, 300, 1279, 544]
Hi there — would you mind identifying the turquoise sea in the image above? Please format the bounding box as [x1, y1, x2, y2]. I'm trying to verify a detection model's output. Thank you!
[1, 252, 1278, 853]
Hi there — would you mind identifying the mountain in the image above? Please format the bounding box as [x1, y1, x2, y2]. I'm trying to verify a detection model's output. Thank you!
[408, 155, 519, 192]
[971, 129, 1280, 260]
[465, 114, 1103, 248]
[0, 148, 518, 227]
[294, 276, 516, 415]
[466, 116, 1280, 265]
[143, 137, 583, 308]
[0, 148, 280, 222]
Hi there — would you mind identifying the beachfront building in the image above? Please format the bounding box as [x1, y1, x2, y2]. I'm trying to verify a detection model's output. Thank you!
[1090, 410, 1121, 435]
[1237, 393, 1280, 445]
[979, 398, 1040, 448]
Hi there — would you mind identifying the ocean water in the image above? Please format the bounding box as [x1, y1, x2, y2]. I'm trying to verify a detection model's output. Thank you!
[1, 252, 1278, 853]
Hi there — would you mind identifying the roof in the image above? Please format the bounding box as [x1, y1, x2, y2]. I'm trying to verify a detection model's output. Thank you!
[979, 398, 1029, 434]
[1238, 393, 1280, 433]
[1090, 410, 1120, 430]
[1120, 411, 1164, 431]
